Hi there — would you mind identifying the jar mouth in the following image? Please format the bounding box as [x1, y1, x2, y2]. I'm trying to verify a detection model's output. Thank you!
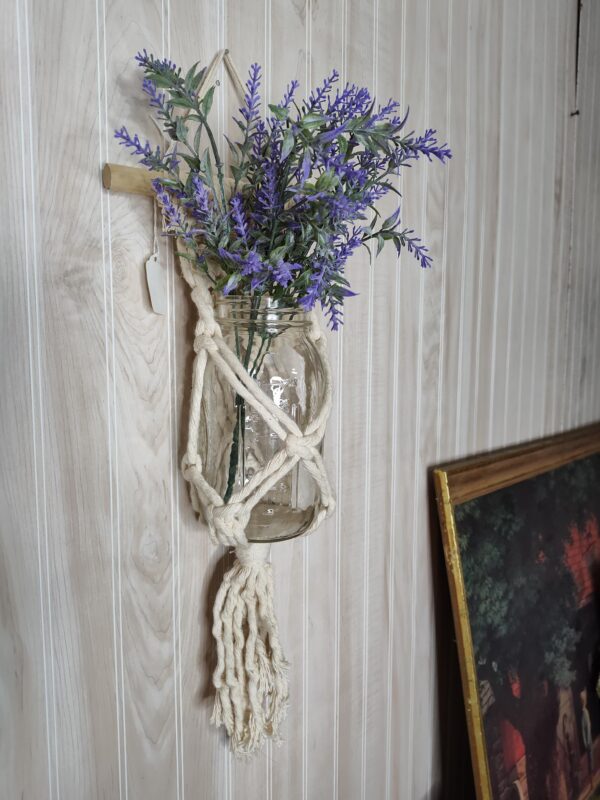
[214, 293, 310, 328]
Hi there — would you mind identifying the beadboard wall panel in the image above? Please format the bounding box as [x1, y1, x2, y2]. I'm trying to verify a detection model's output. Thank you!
[2, 0, 599, 798]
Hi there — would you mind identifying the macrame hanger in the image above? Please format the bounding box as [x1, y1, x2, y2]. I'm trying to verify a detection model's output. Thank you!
[151, 48, 335, 756]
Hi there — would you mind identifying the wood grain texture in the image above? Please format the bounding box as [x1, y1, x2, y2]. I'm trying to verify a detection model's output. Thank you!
[1, 0, 599, 798]
[18, 0, 122, 795]
[1, 1, 50, 796]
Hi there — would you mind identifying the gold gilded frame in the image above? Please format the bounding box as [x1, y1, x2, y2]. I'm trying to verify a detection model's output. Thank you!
[433, 422, 600, 799]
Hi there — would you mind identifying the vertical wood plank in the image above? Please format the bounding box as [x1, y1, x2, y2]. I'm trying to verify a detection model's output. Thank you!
[303, 2, 345, 799]
[488, 0, 519, 448]
[1, 0, 52, 796]
[583, 3, 600, 422]
[574, 1, 595, 425]
[548, 0, 578, 433]
[24, 0, 122, 794]
[335, 2, 375, 798]
[105, 3, 179, 795]
[361, 0, 404, 796]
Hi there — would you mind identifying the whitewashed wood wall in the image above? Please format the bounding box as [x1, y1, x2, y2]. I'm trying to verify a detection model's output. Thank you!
[2, 0, 599, 797]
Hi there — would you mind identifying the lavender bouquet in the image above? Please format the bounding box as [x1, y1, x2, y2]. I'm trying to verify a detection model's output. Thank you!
[116, 55, 450, 750]
[116, 51, 451, 330]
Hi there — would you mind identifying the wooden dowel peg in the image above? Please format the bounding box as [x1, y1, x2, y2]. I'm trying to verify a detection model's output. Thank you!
[102, 163, 154, 197]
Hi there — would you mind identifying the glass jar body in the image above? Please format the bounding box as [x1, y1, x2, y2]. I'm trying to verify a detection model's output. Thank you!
[198, 296, 326, 542]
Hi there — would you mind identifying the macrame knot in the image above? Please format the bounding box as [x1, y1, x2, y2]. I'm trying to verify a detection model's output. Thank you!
[236, 542, 270, 567]
[194, 332, 219, 354]
[208, 502, 250, 546]
[181, 452, 200, 476]
[285, 433, 315, 461]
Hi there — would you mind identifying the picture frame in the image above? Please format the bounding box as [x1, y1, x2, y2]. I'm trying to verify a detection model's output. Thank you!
[434, 423, 600, 800]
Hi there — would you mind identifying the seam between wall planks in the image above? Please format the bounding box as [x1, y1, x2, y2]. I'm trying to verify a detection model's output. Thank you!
[16, 0, 55, 794]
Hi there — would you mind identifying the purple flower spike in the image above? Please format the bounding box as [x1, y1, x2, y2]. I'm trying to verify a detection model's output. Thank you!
[142, 78, 166, 110]
[152, 179, 185, 231]
[230, 194, 249, 243]
[273, 260, 299, 287]
[309, 69, 340, 111]
[191, 175, 211, 221]
[241, 63, 262, 125]
[281, 79, 300, 109]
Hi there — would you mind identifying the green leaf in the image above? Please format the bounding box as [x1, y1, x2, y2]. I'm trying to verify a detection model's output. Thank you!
[184, 61, 201, 92]
[315, 170, 338, 192]
[376, 234, 385, 256]
[281, 129, 295, 160]
[381, 209, 400, 231]
[231, 164, 246, 183]
[175, 117, 188, 143]
[191, 67, 207, 92]
[193, 122, 204, 156]
[223, 134, 238, 158]
[269, 245, 288, 261]
[268, 104, 288, 121]
[180, 153, 200, 171]
[301, 113, 328, 129]
[199, 149, 215, 192]
[152, 74, 176, 89]
[169, 96, 194, 109]
[201, 85, 215, 117]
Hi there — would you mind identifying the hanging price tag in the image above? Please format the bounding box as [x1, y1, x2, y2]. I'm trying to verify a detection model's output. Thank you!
[145, 252, 167, 315]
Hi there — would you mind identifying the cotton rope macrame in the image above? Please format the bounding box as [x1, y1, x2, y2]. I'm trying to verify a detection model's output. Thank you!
[178, 258, 335, 755]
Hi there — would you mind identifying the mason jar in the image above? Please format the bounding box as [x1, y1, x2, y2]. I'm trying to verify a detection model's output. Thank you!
[198, 295, 327, 542]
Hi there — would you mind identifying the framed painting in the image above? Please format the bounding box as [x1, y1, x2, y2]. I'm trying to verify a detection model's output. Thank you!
[434, 424, 600, 800]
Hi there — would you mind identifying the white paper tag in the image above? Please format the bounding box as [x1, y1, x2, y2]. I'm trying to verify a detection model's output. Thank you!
[145, 253, 167, 315]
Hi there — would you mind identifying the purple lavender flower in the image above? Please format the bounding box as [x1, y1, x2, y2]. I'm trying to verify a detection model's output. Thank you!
[273, 260, 298, 287]
[328, 83, 371, 122]
[230, 194, 249, 243]
[135, 50, 178, 78]
[397, 129, 452, 164]
[251, 118, 268, 158]
[309, 69, 339, 111]
[398, 229, 432, 269]
[142, 78, 166, 110]
[114, 126, 152, 158]
[241, 250, 264, 276]
[280, 79, 299, 109]
[152, 179, 185, 230]
[299, 262, 326, 311]
[254, 161, 279, 222]
[241, 63, 261, 125]
[190, 174, 211, 220]
[368, 98, 401, 126]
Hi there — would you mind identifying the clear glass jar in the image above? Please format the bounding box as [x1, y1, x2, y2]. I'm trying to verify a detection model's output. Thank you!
[198, 295, 327, 542]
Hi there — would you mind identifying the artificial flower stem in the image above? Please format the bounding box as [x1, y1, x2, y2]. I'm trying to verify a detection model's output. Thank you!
[222, 295, 261, 503]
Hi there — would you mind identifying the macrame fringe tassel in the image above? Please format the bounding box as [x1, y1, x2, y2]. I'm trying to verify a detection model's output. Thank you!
[211, 543, 289, 756]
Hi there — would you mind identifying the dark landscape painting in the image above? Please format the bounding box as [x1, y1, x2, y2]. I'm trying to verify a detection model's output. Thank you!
[454, 453, 600, 800]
